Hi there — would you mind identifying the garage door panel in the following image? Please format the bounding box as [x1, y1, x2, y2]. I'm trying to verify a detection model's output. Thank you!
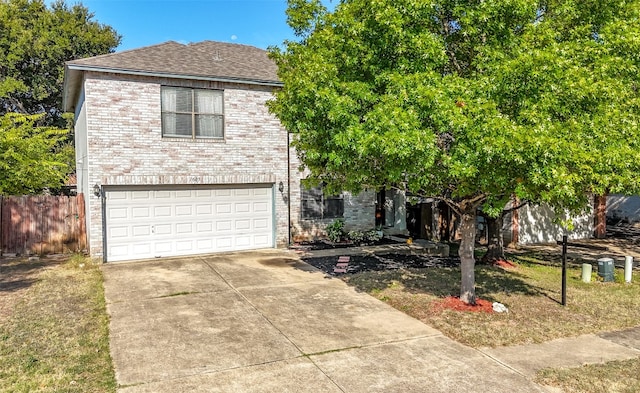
[235, 236, 251, 247]
[175, 205, 193, 216]
[131, 191, 151, 199]
[109, 226, 129, 238]
[196, 204, 212, 215]
[176, 240, 194, 252]
[196, 239, 213, 249]
[108, 245, 130, 260]
[216, 203, 232, 214]
[155, 190, 172, 198]
[216, 237, 233, 248]
[216, 220, 232, 232]
[254, 218, 269, 230]
[154, 224, 172, 235]
[253, 202, 268, 212]
[175, 190, 192, 198]
[196, 189, 212, 197]
[132, 206, 151, 218]
[155, 242, 172, 253]
[131, 225, 151, 237]
[132, 243, 152, 254]
[176, 223, 194, 234]
[254, 234, 270, 246]
[109, 191, 128, 200]
[235, 219, 251, 230]
[235, 203, 250, 213]
[105, 186, 274, 262]
[196, 222, 213, 233]
[215, 189, 232, 197]
[108, 207, 128, 220]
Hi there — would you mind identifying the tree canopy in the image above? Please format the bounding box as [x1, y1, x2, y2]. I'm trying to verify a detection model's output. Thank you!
[269, 0, 640, 303]
[0, 113, 72, 195]
[0, 0, 119, 195]
[0, 0, 121, 126]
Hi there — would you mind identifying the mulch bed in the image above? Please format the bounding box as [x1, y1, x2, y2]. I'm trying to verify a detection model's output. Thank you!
[493, 259, 518, 269]
[302, 253, 460, 275]
[291, 237, 400, 251]
[302, 250, 508, 314]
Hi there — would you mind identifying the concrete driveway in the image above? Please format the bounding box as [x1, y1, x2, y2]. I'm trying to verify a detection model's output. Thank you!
[102, 249, 547, 393]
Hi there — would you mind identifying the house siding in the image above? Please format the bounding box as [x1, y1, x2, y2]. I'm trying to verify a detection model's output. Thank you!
[607, 194, 640, 224]
[81, 72, 290, 257]
[502, 199, 595, 245]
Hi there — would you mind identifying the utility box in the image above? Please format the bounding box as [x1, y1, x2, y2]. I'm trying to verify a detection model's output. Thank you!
[597, 258, 615, 282]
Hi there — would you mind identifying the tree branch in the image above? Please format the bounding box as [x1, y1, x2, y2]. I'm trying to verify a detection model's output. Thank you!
[503, 200, 529, 214]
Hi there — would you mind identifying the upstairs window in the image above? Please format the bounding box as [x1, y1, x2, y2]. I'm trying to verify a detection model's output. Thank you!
[161, 86, 224, 139]
[301, 182, 344, 219]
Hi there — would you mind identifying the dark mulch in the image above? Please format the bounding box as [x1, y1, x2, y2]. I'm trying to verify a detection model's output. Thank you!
[302, 253, 460, 276]
[607, 222, 640, 244]
[291, 237, 400, 251]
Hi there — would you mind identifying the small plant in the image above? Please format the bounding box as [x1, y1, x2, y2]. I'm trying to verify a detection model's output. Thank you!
[347, 230, 366, 244]
[365, 229, 383, 243]
[326, 219, 345, 243]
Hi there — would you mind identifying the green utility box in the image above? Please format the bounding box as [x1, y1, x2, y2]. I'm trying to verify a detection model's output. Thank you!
[597, 258, 615, 282]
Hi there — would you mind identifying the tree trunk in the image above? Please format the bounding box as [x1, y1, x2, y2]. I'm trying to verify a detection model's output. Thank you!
[594, 194, 607, 238]
[458, 207, 477, 305]
[482, 214, 505, 263]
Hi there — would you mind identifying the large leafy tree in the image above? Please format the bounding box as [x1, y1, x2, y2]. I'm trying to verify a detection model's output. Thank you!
[269, 0, 640, 304]
[0, 113, 72, 195]
[0, 0, 121, 126]
[0, 0, 119, 194]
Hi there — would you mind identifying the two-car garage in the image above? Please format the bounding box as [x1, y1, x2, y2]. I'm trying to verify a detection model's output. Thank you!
[103, 185, 275, 262]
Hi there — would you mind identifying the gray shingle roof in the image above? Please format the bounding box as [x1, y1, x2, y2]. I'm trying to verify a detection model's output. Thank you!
[67, 40, 280, 84]
[63, 41, 282, 112]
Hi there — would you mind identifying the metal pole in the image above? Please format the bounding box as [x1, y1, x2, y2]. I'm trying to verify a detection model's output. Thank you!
[561, 235, 567, 306]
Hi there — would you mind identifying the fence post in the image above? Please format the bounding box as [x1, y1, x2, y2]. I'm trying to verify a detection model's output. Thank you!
[77, 193, 87, 252]
[561, 235, 568, 306]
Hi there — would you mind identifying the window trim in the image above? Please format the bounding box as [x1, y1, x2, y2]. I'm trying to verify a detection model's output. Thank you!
[161, 86, 225, 139]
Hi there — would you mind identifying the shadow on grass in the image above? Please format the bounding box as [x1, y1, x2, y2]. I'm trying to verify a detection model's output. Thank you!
[0, 258, 61, 294]
[301, 252, 556, 304]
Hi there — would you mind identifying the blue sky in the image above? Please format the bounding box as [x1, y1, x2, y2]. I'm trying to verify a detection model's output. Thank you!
[76, 0, 328, 51]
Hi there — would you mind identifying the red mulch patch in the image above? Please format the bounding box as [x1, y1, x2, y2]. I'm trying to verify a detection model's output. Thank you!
[493, 259, 517, 269]
[431, 296, 494, 313]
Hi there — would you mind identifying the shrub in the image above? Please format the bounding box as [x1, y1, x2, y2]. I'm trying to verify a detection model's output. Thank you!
[365, 229, 382, 243]
[347, 230, 366, 244]
[326, 219, 345, 243]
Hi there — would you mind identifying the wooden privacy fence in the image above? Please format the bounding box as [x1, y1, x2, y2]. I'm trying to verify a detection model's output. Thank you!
[0, 194, 87, 255]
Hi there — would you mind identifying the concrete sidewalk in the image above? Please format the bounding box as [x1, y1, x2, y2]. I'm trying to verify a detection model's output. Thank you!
[481, 329, 640, 378]
[102, 250, 549, 393]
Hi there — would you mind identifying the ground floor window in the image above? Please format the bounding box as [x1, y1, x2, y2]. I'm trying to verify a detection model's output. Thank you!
[301, 182, 344, 219]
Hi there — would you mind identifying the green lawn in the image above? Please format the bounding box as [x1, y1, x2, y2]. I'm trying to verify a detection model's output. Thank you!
[0, 255, 116, 392]
[345, 255, 640, 347]
[536, 357, 640, 393]
[342, 250, 640, 393]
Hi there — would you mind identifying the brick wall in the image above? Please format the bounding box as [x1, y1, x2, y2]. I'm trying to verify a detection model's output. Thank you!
[81, 72, 290, 256]
[288, 144, 376, 241]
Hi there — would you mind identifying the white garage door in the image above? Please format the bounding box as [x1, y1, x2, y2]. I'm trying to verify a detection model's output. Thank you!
[104, 186, 274, 262]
